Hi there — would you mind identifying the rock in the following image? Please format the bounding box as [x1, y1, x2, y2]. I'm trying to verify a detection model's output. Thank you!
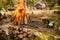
[0, 25, 10, 35]
[34, 32, 41, 37]
[0, 29, 2, 33]
[28, 34, 32, 38]
[23, 33, 27, 37]
[56, 27, 60, 35]
[27, 28, 31, 32]
[48, 21, 55, 28]
[22, 38, 28, 40]
[20, 31, 23, 34]
[19, 28, 23, 31]
[30, 39, 34, 40]
[13, 31, 19, 35]
[24, 26, 28, 28]
[8, 27, 13, 30]
[13, 27, 18, 31]
[27, 32, 31, 35]
[18, 34, 23, 38]
[9, 30, 13, 34]
[58, 27, 60, 31]
[23, 28, 28, 32]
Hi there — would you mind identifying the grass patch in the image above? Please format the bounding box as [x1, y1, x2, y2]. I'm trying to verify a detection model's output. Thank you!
[51, 6, 60, 10]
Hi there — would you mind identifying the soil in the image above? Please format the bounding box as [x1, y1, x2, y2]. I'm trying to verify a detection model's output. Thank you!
[0, 15, 60, 40]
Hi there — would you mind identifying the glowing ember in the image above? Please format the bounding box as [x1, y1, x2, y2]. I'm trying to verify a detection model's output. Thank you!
[12, 0, 28, 25]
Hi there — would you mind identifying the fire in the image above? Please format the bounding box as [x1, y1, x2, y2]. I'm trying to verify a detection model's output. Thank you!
[12, 0, 28, 25]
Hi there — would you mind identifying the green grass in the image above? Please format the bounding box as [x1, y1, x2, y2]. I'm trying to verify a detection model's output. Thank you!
[51, 6, 60, 10]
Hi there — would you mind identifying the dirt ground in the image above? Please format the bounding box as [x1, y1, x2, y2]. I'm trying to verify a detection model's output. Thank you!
[0, 15, 60, 40]
[0, 15, 57, 34]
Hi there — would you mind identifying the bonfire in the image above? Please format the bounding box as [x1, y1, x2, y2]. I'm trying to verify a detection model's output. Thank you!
[12, 0, 28, 25]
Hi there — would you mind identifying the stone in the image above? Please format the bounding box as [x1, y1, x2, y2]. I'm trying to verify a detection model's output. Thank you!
[28, 34, 32, 38]
[27, 28, 31, 32]
[27, 32, 31, 35]
[23, 28, 28, 32]
[31, 39, 34, 40]
[48, 21, 55, 28]
[24, 26, 28, 28]
[13, 27, 18, 31]
[0, 29, 2, 33]
[20, 31, 23, 34]
[19, 28, 23, 31]
[58, 27, 60, 31]
[34, 32, 41, 37]
[22, 38, 28, 40]
[18, 34, 23, 38]
[9, 30, 13, 34]
[23, 33, 27, 37]
[13, 31, 19, 35]
[8, 27, 13, 30]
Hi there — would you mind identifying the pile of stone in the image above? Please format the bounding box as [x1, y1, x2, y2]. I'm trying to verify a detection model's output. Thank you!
[8, 27, 36, 40]
[9, 27, 36, 40]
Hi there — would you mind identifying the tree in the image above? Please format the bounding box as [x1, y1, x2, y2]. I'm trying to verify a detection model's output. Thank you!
[45, 0, 56, 9]
[0, 0, 14, 10]
[57, 0, 60, 6]
[27, 0, 34, 7]
[5, 0, 14, 7]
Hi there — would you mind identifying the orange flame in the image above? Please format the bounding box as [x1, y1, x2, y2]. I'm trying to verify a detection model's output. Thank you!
[12, 0, 27, 25]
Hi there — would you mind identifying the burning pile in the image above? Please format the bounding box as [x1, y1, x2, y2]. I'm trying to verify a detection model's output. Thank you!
[12, 0, 28, 25]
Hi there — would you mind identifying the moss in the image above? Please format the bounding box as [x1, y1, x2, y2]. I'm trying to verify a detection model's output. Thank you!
[51, 6, 60, 10]
[35, 36, 42, 40]
[48, 36, 56, 40]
